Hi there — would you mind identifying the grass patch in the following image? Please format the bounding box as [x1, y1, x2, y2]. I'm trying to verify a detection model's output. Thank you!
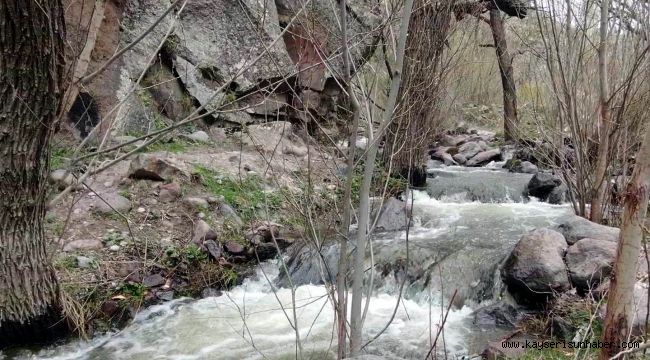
[194, 166, 283, 221]
[145, 139, 189, 153]
[520, 348, 572, 360]
[50, 146, 74, 170]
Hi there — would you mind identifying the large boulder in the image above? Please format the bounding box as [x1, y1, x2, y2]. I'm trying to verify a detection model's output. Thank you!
[93, 193, 132, 215]
[555, 215, 619, 245]
[128, 154, 187, 181]
[457, 141, 483, 160]
[526, 172, 562, 200]
[471, 301, 520, 329]
[566, 238, 616, 292]
[466, 148, 502, 166]
[374, 198, 410, 232]
[502, 228, 570, 306]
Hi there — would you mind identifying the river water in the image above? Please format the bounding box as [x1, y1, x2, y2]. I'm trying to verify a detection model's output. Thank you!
[4, 167, 572, 360]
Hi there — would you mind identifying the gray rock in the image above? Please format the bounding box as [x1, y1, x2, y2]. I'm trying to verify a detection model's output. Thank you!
[502, 228, 570, 305]
[252, 242, 278, 261]
[49, 169, 76, 190]
[457, 141, 483, 159]
[158, 182, 182, 203]
[547, 184, 567, 204]
[431, 148, 458, 166]
[519, 161, 539, 174]
[75, 256, 95, 269]
[108, 245, 121, 252]
[143, 274, 166, 288]
[191, 220, 217, 244]
[218, 203, 244, 227]
[93, 193, 132, 215]
[156, 290, 174, 301]
[441, 134, 468, 147]
[63, 239, 103, 252]
[452, 153, 467, 165]
[183, 196, 209, 209]
[201, 288, 223, 298]
[555, 215, 619, 245]
[374, 198, 410, 232]
[225, 241, 245, 255]
[472, 302, 520, 328]
[566, 238, 616, 291]
[466, 148, 502, 166]
[128, 154, 187, 181]
[526, 172, 562, 200]
[184, 130, 210, 143]
[204, 240, 223, 259]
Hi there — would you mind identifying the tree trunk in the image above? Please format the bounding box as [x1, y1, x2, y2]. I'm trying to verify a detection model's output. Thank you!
[599, 123, 650, 359]
[590, 0, 612, 224]
[382, 1, 453, 187]
[348, 0, 416, 355]
[0, 0, 67, 348]
[489, 9, 518, 142]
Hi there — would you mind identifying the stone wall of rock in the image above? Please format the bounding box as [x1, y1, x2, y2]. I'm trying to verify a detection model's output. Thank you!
[63, 0, 383, 139]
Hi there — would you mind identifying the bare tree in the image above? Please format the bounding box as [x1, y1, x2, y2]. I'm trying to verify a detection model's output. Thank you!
[600, 123, 650, 359]
[382, 0, 455, 186]
[591, 0, 613, 223]
[349, 0, 416, 355]
[489, 8, 518, 141]
[0, 0, 67, 348]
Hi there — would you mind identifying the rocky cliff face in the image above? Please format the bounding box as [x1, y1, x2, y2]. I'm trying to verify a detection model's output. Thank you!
[64, 0, 383, 139]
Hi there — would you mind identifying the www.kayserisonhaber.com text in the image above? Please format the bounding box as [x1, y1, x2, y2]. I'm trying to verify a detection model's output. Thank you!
[501, 340, 640, 350]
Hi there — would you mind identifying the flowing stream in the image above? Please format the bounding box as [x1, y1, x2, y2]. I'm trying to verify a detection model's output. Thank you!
[4, 167, 573, 360]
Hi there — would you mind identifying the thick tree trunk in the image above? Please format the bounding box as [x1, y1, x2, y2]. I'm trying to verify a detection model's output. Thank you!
[599, 123, 650, 359]
[590, 0, 612, 224]
[382, 1, 453, 187]
[489, 9, 518, 142]
[0, 0, 67, 349]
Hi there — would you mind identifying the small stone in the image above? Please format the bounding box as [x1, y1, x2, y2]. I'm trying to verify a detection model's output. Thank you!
[218, 203, 243, 227]
[76, 256, 95, 269]
[191, 220, 217, 244]
[184, 130, 210, 143]
[207, 195, 225, 204]
[93, 193, 132, 215]
[183, 196, 209, 209]
[109, 245, 121, 252]
[204, 240, 223, 259]
[198, 212, 206, 219]
[326, 184, 336, 191]
[159, 182, 182, 203]
[128, 154, 187, 181]
[224, 241, 245, 255]
[143, 274, 166, 288]
[137, 207, 146, 213]
[101, 300, 120, 317]
[49, 169, 75, 190]
[201, 288, 223, 298]
[156, 290, 174, 301]
[63, 239, 103, 252]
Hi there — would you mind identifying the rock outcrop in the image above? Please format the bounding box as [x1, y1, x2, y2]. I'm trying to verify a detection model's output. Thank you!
[565, 238, 616, 292]
[502, 228, 570, 306]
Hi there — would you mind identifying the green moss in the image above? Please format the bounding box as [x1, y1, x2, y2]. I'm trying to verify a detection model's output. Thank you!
[194, 166, 282, 221]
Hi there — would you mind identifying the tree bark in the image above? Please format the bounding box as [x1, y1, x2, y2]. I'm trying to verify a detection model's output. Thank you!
[382, 1, 454, 187]
[0, 0, 67, 349]
[489, 8, 518, 142]
[599, 123, 650, 359]
[348, 0, 416, 355]
[591, 0, 612, 224]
